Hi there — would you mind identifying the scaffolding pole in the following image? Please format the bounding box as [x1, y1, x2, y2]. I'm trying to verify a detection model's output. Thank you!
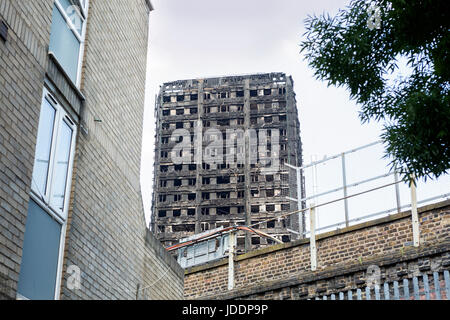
[310, 205, 317, 271]
[286, 163, 304, 238]
[228, 231, 236, 290]
[410, 175, 420, 247]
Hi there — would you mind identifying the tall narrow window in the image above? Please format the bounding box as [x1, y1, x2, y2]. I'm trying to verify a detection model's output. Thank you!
[49, 119, 73, 211]
[31, 99, 56, 197]
[49, 0, 89, 86]
[18, 88, 77, 300]
[30, 89, 77, 218]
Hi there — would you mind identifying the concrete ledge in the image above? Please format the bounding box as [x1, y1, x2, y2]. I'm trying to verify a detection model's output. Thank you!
[145, 229, 184, 279]
[46, 54, 84, 124]
[185, 199, 450, 275]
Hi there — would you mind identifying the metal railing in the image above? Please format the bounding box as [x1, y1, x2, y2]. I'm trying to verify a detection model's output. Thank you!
[286, 141, 450, 238]
[309, 270, 450, 300]
[170, 140, 449, 290]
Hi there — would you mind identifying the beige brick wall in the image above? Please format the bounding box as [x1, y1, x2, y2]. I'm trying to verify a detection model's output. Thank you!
[184, 201, 450, 299]
[0, 0, 184, 300]
[59, 0, 184, 300]
[0, 0, 52, 299]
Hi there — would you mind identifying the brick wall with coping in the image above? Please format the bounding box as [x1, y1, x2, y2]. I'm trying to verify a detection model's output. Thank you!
[184, 200, 450, 299]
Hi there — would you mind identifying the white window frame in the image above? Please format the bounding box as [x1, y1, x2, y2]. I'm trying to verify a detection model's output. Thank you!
[28, 87, 77, 300]
[31, 88, 77, 221]
[51, 0, 89, 87]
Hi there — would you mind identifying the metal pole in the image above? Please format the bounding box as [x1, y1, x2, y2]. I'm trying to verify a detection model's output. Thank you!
[297, 168, 304, 239]
[310, 205, 317, 271]
[409, 175, 420, 247]
[228, 231, 236, 290]
[285, 162, 305, 239]
[341, 153, 349, 227]
[394, 172, 401, 213]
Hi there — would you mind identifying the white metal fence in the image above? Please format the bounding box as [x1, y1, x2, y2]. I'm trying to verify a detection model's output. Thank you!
[290, 141, 450, 237]
[172, 141, 449, 292]
[310, 270, 450, 300]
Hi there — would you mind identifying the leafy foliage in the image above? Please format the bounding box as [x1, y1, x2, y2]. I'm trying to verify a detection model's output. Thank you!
[300, 0, 450, 180]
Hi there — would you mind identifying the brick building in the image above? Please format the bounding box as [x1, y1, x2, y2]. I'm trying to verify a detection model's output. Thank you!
[0, 0, 184, 300]
[151, 73, 304, 253]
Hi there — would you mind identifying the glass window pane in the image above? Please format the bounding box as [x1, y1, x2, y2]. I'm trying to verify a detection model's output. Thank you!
[50, 120, 73, 213]
[17, 200, 62, 300]
[49, 4, 81, 84]
[58, 0, 84, 35]
[32, 98, 56, 197]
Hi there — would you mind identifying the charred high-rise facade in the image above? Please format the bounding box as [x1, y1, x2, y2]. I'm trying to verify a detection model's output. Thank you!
[151, 73, 304, 253]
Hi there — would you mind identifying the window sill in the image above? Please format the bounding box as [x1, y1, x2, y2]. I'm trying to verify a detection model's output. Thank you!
[48, 52, 85, 101]
[30, 191, 66, 225]
[16, 293, 30, 300]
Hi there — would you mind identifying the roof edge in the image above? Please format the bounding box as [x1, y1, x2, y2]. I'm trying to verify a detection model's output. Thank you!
[145, 0, 154, 12]
[161, 72, 288, 87]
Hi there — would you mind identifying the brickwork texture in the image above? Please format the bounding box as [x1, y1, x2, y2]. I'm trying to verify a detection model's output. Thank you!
[0, 0, 51, 300]
[0, 0, 184, 300]
[184, 200, 450, 299]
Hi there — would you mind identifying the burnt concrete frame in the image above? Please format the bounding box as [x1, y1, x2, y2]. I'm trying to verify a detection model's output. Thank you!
[151, 73, 304, 253]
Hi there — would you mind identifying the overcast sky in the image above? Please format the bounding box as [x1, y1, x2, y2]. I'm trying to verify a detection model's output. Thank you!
[140, 0, 445, 228]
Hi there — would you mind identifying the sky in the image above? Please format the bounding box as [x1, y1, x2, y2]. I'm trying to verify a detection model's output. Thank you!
[139, 0, 448, 229]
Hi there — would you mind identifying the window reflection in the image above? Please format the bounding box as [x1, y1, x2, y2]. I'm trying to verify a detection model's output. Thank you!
[32, 99, 56, 197]
[50, 120, 73, 211]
